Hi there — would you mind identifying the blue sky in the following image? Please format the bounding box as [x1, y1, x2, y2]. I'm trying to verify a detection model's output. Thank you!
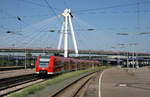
[0, 0, 150, 52]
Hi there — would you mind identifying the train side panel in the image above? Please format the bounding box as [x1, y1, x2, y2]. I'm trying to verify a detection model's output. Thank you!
[36, 56, 100, 75]
[53, 57, 65, 74]
[47, 56, 55, 74]
[35, 56, 40, 73]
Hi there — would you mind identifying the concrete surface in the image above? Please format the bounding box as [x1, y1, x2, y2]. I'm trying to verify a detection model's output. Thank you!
[0, 69, 35, 79]
[101, 67, 150, 97]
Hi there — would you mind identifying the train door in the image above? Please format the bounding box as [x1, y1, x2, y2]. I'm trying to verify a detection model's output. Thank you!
[70, 59, 76, 71]
[54, 58, 64, 73]
[77, 61, 80, 70]
[75, 60, 78, 71]
[64, 59, 70, 72]
[61, 58, 65, 73]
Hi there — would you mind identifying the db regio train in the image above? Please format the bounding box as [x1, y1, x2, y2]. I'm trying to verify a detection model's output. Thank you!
[36, 56, 100, 75]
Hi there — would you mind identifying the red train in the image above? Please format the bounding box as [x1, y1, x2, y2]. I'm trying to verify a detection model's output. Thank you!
[36, 56, 100, 74]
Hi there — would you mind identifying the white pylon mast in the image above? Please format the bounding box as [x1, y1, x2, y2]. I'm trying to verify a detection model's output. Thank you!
[68, 14, 79, 56]
[57, 8, 79, 58]
[64, 14, 68, 58]
[57, 21, 65, 50]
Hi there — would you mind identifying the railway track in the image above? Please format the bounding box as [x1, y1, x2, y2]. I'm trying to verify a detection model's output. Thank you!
[49, 71, 100, 97]
[0, 66, 25, 71]
[0, 70, 101, 97]
[0, 74, 43, 96]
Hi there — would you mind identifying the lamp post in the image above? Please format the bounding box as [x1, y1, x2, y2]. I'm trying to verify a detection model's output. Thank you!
[24, 42, 28, 71]
[136, 32, 150, 67]
[118, 44, 128, 67]
[111, 46, 119, 66]
[129, 43, 137, 68]
[137, 32, 150, 67]
[12, 44, 16, 66]
[116, 33, 129, 68]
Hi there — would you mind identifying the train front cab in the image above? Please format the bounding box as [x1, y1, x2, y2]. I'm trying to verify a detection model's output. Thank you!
[36, 56, 54, 75]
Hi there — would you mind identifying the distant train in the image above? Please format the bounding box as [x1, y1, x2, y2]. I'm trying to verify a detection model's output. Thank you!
[35, 56, 100, 75]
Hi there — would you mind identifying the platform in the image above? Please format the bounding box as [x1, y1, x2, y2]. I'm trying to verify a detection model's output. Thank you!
[101, 67, 150, 97]
[0, 68, 35, 79]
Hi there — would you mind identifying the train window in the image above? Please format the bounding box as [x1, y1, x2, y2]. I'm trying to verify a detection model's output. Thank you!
[54, 59, 62, 65]
[64, 60, 69, 65]
[39, 58, 50, 67]
[39, 62, 49, 67]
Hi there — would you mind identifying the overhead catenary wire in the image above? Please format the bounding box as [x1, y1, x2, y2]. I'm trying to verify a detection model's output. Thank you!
[19, 0, 61, 12]
[72, 16, 98, 50]
[20, 0, 47, 8]
[73, 1, 150, 13]
[2, 14, 61, 48]
[75, 10, 150, 15]
[44, 0, 58, 17]
[43, 0, 63, 29]
[38, 15, 63, 49]
[16, 15, 61, 48]
[0, 14, 52, 19]
[0, 0, 149, 51]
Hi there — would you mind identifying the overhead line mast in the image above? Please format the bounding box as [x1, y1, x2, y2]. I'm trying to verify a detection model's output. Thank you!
[57, 9, 79, 58]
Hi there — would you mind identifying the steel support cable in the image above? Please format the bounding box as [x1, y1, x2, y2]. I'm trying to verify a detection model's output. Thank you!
[14, 24, 48, 47]
[73, 16, 103, 50]
[13, 16, 60, 48]
[20, 0, 47, 8]
[0, 5, 53, 19]
[74, 10, 150, 15]
[74, 29, 91, 50]
[37, 16, 62, 49]
[30, 32, 49, 48]
[39, 31, 53, 48]
[22, 14, 61, 48]
[0, 6, 58, 47]
[44, 0, 58, 17]
[16, 15, 60, 47]
[73, 16, 97, 31]
[43, 0, 63, 28]
[0, 26, 21, 47]
[32, 22, 60, 49]
[39, 28, 58, 49]
[0, 9, 22, 35]
[19, 0, 62, 12]
[0, 14, 53, 19]
[18, 23, 52, 48]
[0, 0, 61, 19]
[16, 20, 52, 47]
[73, 1, 150, 13]
[44, 22, 63, 49]
[0, 34, 15, 47]
[72, 16, 93, 49]
[1, 10, 150, 19]
[22, 27, 49, 48]
[0, 9, 23, 37]
[37, 13, 63, 49]
[50, 15, 64, 48]
[72, 17, 84, 45]
[0, 9, 16, 18]
[43, 0, 64, 48]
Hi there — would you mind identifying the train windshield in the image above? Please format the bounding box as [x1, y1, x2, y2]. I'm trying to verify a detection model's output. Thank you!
[39, 58, 50, 67]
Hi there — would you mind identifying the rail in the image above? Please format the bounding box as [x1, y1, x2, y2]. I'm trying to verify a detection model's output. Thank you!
[0, 74, 41, 96]
[50, 70, 100, 97]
